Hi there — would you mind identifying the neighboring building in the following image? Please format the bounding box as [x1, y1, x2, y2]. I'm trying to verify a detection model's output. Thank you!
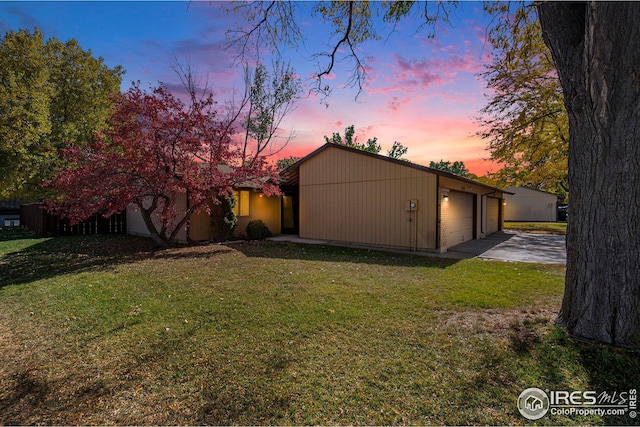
[503, 186, 558, 222]
[280, 143, 506, 253]
[0, 198, 22, 227]
[1, 214, 20, 227]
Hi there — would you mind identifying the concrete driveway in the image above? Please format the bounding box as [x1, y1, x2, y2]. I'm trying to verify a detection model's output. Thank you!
[269, 231, 566, 265]
[448, 231, 566, 265]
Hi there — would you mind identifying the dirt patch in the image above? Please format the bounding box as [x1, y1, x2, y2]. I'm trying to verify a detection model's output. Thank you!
[151, 243, 236, 260]
[435, 308, 557, 339]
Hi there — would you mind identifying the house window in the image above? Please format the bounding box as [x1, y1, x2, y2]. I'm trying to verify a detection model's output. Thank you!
[232, 190, 250, 216]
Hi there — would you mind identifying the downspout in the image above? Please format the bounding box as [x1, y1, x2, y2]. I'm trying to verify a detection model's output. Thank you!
[414, 207, 418, 252]
[435, 175, 441, 250]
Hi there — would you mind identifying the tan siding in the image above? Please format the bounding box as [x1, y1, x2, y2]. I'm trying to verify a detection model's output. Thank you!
[126, 204, 149, 237]
[439, 176, 481, 195]
[189, 210, 210, 241]
[252, 193, 282, 234]
[234, 192, 281, 237]
[504, 186, 557, 222]
[173, 192, 188, 242]
[299, 147, 437, 250]
[126, 194, 188, 242]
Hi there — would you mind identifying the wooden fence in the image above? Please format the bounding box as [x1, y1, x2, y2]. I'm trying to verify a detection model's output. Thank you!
[20, 203, 126, 236]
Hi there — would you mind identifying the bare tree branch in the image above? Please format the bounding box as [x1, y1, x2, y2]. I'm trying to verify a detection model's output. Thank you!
[224, 1, 455, 101]
[169, 57, 211, 106]
[225, 1, 303, 62]
[240, 60, 302, 162]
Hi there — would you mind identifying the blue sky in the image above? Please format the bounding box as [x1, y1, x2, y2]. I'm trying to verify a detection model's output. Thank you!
[1, 1, 499, 174]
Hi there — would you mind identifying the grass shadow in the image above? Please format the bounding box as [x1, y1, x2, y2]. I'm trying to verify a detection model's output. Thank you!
[453, 315, 640, 424]
[0, 364, 130, 425]
[577, 340, 640, 425]
[227, 239, 461, 269]
[0, 231, 234, 289]
[502, 319, 640, 425]
[0, 233, 154, 289]
[0, 227, 38, 242]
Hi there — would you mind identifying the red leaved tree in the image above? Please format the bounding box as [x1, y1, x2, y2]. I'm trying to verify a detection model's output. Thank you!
[47, 83, 280, 246]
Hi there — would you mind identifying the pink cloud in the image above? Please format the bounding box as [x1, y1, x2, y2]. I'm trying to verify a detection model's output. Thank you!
[387, 96, 413, 112]
[357, 124, 383, 141]
[321, 72, 337, 80]
[415, 35, 462, 55]
[368, 52, 483, 97]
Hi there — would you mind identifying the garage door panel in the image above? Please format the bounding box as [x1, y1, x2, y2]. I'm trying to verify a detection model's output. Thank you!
[446, 191, 474, 246]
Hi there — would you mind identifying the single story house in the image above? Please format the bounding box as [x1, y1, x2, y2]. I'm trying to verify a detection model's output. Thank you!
[127, 185, 282, 242]
[279, 143, 506, 253]
[503, 186, 558, 222]
[127, 142, 507, 253]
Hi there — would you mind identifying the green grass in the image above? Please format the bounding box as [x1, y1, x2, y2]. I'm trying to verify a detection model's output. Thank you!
[505, 221, 567, 234]
[1, 229, 638, 425]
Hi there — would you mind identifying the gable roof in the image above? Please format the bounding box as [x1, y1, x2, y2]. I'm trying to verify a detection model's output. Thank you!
[280, 142, 507, 194]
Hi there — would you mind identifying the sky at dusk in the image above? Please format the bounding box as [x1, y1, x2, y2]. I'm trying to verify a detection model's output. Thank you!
[0, 1, 501, 175]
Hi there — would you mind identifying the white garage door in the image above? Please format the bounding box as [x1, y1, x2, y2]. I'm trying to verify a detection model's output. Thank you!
[446, 191, 474, 246]
[486, 197, 500, 235]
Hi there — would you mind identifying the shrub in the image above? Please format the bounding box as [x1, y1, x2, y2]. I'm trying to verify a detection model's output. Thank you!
[209, 195, 237, 242]
[246, 219, 271, 240]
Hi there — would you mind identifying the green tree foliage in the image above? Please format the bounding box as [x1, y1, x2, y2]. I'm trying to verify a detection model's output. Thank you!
[429, 160, 470, 177]
[324, 125, 410, 159]
[209, 194, 237, 242]
[386, 141, 408, 160]
[477, 5, 568, 198]
[241, 61, 301, 160]
[324, 124, 381, 154]
[0, 28, 123, 198]
[0, 29, 50, 199]
[276, 156, 301, 171]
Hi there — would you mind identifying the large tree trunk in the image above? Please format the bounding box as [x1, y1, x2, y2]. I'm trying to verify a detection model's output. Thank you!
[537, 2, 640, 347]
[136, 199, 170, 248]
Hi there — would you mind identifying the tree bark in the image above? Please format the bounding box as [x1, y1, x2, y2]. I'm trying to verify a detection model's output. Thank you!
[136, 199, 169, 248]
[538, 2, 640, 347]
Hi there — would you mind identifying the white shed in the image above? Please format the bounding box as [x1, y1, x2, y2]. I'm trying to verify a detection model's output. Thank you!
[503, 186, 558, 222]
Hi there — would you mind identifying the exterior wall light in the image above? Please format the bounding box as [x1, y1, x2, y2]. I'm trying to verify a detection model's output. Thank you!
[443, 195, 449, 201]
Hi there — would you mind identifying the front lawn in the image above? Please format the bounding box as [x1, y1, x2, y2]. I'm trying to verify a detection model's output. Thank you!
[504, 221, 567, 235]
[0, 230, 637, 425]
